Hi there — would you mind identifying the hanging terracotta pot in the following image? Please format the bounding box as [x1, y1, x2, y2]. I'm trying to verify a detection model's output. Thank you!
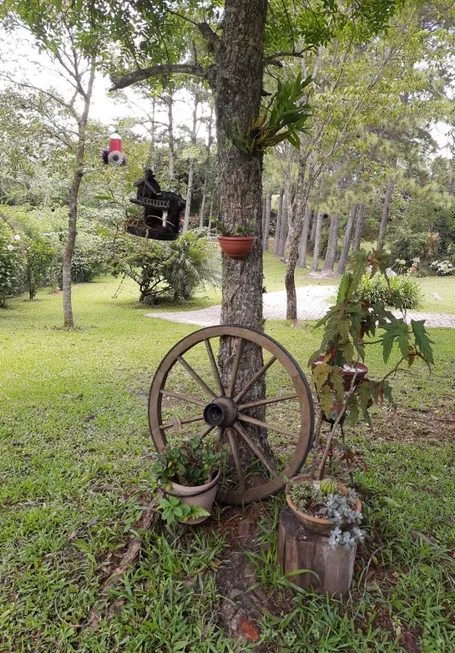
[218, 236, 256, 259]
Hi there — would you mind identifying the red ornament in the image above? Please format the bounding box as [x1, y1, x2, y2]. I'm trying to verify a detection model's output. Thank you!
[109, 133, 122, 153]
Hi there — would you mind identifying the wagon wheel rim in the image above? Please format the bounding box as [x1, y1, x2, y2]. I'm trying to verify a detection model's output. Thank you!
[148, 325, 315, 505]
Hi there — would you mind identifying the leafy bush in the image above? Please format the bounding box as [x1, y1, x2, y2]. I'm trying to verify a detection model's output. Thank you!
[0, 221, 24, 307]
[355, 272, 422, 310]
[430, 260, 454, 276]
[112, 231, 220, 303]
[388, 229, 428, 267]
[25, 236, 57, 299]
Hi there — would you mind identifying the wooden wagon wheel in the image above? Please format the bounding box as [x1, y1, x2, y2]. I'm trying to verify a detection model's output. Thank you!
[148, 325, 314, 505]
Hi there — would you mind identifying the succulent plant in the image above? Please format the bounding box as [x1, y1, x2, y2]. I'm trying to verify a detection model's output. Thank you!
[320, 478, 339, 495]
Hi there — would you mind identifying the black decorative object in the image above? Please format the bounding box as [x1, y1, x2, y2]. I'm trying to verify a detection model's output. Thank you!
[127, 169, 186, 241]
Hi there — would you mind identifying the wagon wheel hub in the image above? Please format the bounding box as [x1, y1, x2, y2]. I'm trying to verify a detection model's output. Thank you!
[203, 397, 238, 428]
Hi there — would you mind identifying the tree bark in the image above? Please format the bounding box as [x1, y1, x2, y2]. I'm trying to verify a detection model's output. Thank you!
[310, 208, 317, 245]
[352, 203, 365, 253]
[337, 205, 357, 274]
[377, 159, 397, 249]
[216, 0, 268, 464]
[323, 213, 340, 273]
[276, 159, 291, 258]
[263, 194, 271, 251]
[297, 207, 311, 268]
[311, 210, 325, 272]
[199, 177, 207, 228]
[274, 188, 284, 255]
[62, 64, 95, 328]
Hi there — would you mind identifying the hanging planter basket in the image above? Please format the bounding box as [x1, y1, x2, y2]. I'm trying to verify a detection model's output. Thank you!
[218, 235, 256, 259]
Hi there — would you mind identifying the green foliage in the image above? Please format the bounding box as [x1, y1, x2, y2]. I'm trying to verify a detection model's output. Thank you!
[319, 477, 338, 495]
[112, 231, 220, 303]
[150, 435, 221, 488]
[25, 236, 56, 299]
[356, 272, 422, 310]
[213, 218, 255, 236]
[157, 495, 209, 525]
[225, 73, 311, 154]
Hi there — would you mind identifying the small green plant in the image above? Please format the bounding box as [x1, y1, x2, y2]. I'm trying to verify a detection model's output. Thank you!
[355, 272, 422, 310]
[150, 435, 221, 489]
[157, 495, 209, 525]
[225, 73, 312, 154]
[288, 477, 364, 549]
[213, 218, 255, 236]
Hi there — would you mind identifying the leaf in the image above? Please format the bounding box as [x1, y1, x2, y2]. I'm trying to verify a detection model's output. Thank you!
[411, 320, 435, 366]
[319, 385, 335, 418]
[382, 496, 400, 508]
[329, 367, 344, 402]
[312, 362, 331, 389]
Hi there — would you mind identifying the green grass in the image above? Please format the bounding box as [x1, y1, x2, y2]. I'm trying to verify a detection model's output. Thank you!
[1, 278, 455, 651]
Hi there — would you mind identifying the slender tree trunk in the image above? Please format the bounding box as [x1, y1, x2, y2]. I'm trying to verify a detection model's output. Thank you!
[149, 96, 157, 169]
[263, 194, 271, 251]
[277, 159, 291, 258]
[165, 94, 175, 179]
[183, 158, 195, 233]
[199, 177, 207, 228]
[310, 209, 317, 245]
[274, 188, 284, 255]
[323, 213, 340, 273]
[377, 159, 397, 249]
[62, 64, 95, 328]
[311, 210, 325, 272]
[337, 205, 357, 274]
[297, 207, 311, 268]
[208, 194, 214, 233]
[352, 203, 365, 253]
[216, 1, 267, 462]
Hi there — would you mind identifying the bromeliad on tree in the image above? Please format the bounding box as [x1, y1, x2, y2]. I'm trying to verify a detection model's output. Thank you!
[310, 249, 435, 479]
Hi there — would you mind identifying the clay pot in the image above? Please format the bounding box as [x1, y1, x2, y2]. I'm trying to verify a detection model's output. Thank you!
[285, 475, 362, 535]
[218, 236, 256, 259]
[311, 357, 368, 391]
[169, 470, 220, 525]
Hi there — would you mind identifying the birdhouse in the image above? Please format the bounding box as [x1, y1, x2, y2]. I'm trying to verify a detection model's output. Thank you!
[127, 169, 185, 241]
[102, 132, 126, 166]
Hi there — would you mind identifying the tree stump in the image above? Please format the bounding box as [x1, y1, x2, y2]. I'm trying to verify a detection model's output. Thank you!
[277, 507, 357, 598]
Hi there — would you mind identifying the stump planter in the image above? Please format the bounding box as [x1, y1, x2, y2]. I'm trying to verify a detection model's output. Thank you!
[169, 470, 220, 525]
[218, 236, 256, 259]
[285, 475, 362, 535]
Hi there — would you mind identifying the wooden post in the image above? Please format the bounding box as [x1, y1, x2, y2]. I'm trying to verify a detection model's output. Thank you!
[277, 508, 357, 598]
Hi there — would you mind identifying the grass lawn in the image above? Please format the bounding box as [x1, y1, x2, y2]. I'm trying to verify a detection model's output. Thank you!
[1, 277, 455, 652]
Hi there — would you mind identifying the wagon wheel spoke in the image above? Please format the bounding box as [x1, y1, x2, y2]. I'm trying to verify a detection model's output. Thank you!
[160, 415, 204, 430]
[227, 337, 244, 397]
[234, 420, 278, 478]
[205, 339, 225, 396]
[160, 389, 206, 407]
[238, 393, 297, 410]
[237, 413, 297, 439]
[234, 356, 277, 403]
[177, 355, 217, 399]
[227, 427, 246, 492]
[201, 424, 216, 439]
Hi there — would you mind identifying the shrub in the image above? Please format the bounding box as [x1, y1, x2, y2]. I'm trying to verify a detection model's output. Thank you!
[25, 236, 57, 299]
[355, 272, 422, 310]
[430, 260, 454, 276]
[0, 221, 25, 307]
[112, 231, 220, 303]
[389, 230, 428, 267]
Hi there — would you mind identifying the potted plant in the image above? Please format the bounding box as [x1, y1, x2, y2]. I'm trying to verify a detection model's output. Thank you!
[286, 475, 364, 548]
[151, 435, 221, 525]
[214, 219, 256, 259]
[309, 249, 435, 479]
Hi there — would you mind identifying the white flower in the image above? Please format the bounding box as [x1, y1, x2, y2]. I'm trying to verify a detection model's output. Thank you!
[7, 244, 14, 251]
[14, 234, 21, 241]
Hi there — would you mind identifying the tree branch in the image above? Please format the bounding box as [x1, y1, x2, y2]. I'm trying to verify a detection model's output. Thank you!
[110, 63, 208, 91]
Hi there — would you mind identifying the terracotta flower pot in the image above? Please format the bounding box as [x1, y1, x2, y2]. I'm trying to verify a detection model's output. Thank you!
[218, 236, 256, 259]
[285, 475, 362, 535]
[169, 470, 220, 525]
[311, 357, 368, 391]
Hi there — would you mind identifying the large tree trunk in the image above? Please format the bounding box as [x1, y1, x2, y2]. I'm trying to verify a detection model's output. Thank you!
[311, 210, 325, 272]
[62, 65, 95, 328]
[352, 203, 365, 253]
[323, 213, 340, 273]
[216, 1, 267, 465]
[274, 188, 284, 255]
[263, 194, 271, 251]
[337, 205, 357, 274]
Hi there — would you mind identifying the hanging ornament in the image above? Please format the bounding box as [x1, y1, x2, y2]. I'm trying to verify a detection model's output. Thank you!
[102, 132, 126, 166]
